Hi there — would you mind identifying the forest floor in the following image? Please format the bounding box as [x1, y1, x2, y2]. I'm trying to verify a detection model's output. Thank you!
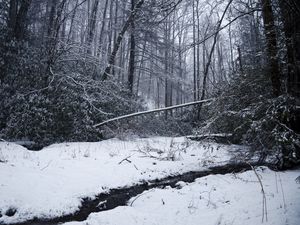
[0, 137, 299, 225]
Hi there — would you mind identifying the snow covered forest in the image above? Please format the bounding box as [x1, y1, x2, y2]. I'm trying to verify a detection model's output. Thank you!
[0, 0, 300, 224]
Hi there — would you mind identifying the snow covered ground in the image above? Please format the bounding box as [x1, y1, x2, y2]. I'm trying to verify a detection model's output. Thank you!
[1, 137, 238, 224]
[0, 137, 299, 225]
[65, 167, 300, 225]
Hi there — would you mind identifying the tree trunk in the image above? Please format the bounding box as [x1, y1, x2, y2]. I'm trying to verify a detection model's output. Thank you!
[261, 0, 281, 96]
[192, 0, 197, 101]
[96, 0, 109, 58]
[237, 46, 243, 75]
[196, 0, 201, 101]
[8, 0, 17, 34]
[128, 0, 136, 94]
[87, 0, 100, 55]
[102, 0, 144, 80]
[279, 0, 300, 97]
[67, 0, 79, 42]
[47, 0, 58, 38]
[10, 0, 32, 40]
[136, 39, 147, 96]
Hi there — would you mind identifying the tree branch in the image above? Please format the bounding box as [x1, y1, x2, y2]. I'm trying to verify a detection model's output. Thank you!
[184, 8, 261, 52]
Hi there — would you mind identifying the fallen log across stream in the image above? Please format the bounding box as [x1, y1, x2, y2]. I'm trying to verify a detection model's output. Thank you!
[93, 98, 214, 127]
[9, 162, 273, 225]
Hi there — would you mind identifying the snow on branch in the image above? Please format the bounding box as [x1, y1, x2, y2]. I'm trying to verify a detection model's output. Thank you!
[93, 98, 214, 128]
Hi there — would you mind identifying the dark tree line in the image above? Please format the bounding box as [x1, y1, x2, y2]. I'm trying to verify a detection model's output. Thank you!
[0, 0, 299, 167]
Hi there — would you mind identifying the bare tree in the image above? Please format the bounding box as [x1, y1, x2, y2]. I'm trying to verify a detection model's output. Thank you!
[102, 0, 144, 80]
[200, 0, 234, 102]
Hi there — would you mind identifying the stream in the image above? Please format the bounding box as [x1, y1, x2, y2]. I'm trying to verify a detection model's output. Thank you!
[8, 162, 269, 225]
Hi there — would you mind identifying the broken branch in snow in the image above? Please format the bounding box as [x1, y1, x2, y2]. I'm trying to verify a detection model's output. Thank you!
[118, 155, 132, 164]
[118, 155, 139, 170]
[93, 98, 214, 128]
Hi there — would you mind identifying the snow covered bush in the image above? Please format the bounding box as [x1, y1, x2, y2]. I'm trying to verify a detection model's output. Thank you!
[196, 70, 300, 168]
[244, 95, 300, 168]
[1, 75, 140, 146]
[0, 35, 141, 147]
[196, 70, 272, 142]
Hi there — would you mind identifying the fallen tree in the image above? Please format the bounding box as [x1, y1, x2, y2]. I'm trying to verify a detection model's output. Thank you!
[93, 98, 214, 127]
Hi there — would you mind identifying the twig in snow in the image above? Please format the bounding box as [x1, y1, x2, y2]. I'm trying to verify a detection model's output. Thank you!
[249, 164, 268, 222]
[130, 189, 154, 206]
[41, 160, 53, 171]
[278, 173, 287, 212]
[215, 214, 223, 225]
[274, 172, 279, 193]
[0, 147, 7, 163]
[135, 146, 160, 160]
[206, 186, 217, 209]
[133, 164, 139, 170]
[97, 200, 107, 209]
